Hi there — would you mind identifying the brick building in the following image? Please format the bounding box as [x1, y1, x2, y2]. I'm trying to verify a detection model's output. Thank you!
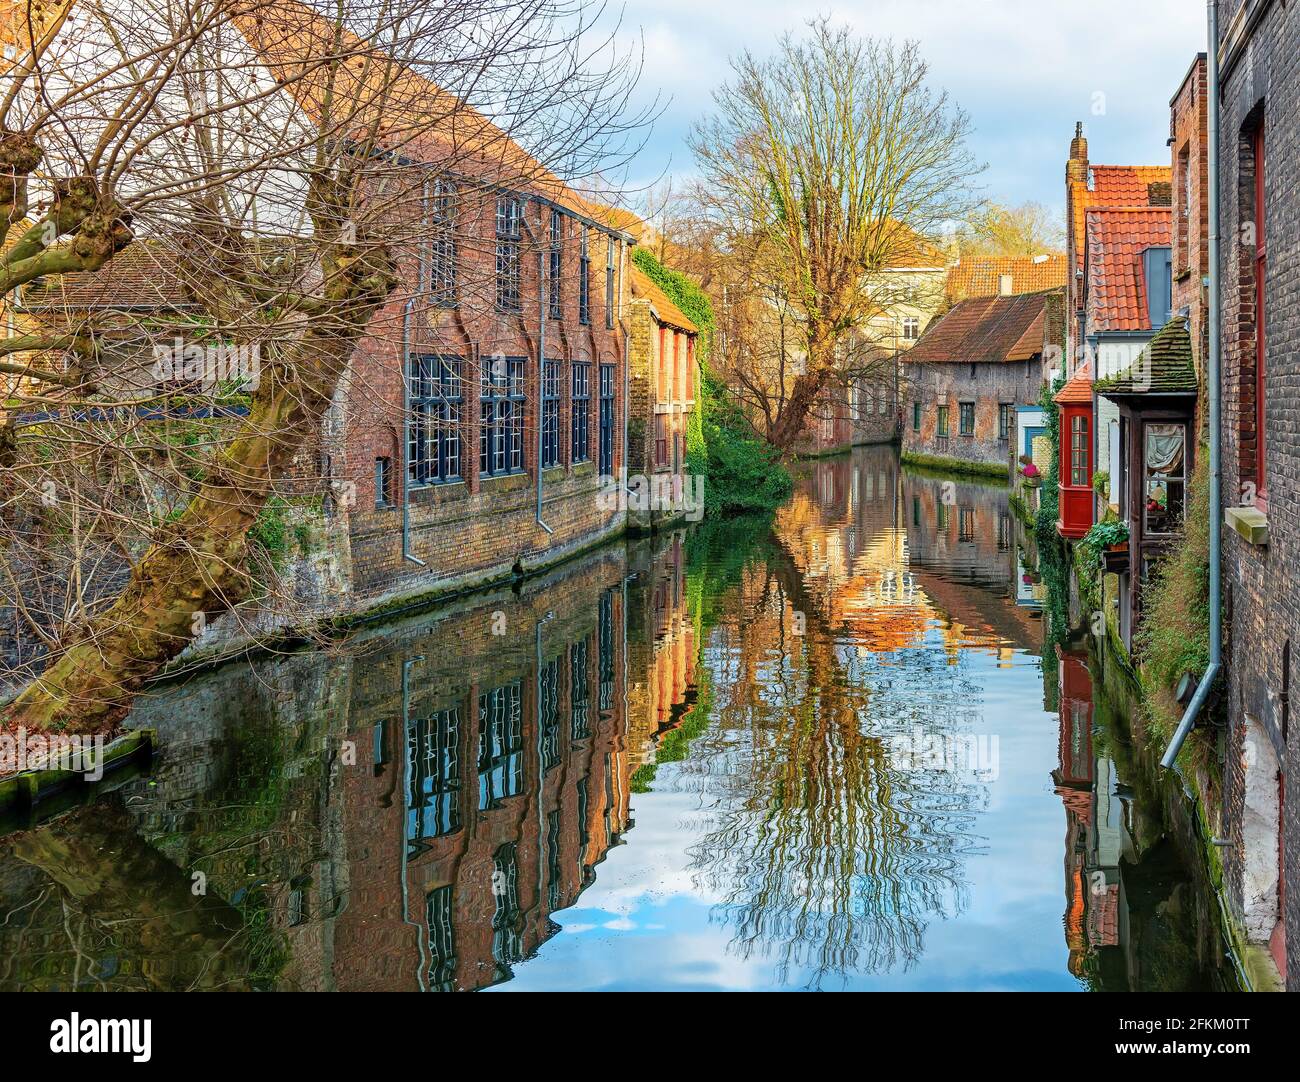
[237, 2, 638, 610]
[903, 289, 1061, 471]
[1214, 0, 1296, 989]
[624, 264, 698, 526]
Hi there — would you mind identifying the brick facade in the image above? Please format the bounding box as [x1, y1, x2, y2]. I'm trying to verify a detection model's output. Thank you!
[1216, 0, 1297, 988]
[335, 186, 632, 605]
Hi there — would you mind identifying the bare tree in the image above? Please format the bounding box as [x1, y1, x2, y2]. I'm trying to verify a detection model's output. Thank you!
[956, 200, 1063, 258]
[688, 20, 980, 449]
[1, 0, 644, 731]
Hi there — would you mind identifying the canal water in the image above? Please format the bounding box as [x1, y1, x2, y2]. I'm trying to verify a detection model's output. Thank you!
[0, 446, 1232, 991]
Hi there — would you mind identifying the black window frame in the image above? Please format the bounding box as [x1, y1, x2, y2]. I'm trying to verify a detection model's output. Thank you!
[375, 456, 392, 508]
[409, 354, 463, 485]
[548, 208, 563, 319]
[578, 228, 590, 325]
[598, 363, 616, 475]
[541, 359, 561, 469]
[495, 196, 522, 312]
[480, 356, 526, 478]
[570, 360, 591, 463]
[429, 179, 457, 306]
[605, 236, 616, 330]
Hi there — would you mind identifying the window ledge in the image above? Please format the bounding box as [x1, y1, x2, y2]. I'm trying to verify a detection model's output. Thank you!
[1225, 506, 1269, 547]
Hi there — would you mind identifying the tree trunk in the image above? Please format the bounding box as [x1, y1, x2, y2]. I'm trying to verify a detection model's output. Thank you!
[3, 259, 393, 733]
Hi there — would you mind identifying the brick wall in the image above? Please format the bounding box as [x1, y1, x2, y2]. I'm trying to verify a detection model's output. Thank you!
[336, 183, 630, 606]
[903, 360, 1039, 467]
[1216, 2, 1299, 988]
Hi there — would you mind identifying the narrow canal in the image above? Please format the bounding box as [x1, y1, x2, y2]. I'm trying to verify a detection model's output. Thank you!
[0, 446, 1234, 991]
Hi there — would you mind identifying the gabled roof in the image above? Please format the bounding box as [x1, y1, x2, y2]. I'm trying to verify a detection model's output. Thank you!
[1095, 316, 1196, 397]
[946, 255, 1068, 302]
[1069, 164, 1172, 275]
[228, 0, 597, 217]
[630, 266, 697, 334]
[20, 241, 195, 310]
[906, 288, 1058, 364]
[1053, 362, 1094, 405]
[1085, 207, 1172, 332]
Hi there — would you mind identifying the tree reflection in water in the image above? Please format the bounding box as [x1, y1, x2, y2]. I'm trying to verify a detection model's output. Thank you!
[674, 488, 992, 988]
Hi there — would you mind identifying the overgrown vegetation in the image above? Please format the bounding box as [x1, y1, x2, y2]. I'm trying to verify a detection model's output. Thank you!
[1135, 453, 1215, 753]
[632, 248, 792, 516]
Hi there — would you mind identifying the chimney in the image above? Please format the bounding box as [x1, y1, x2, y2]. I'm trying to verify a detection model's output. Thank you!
[1067, 121, 1089, 184]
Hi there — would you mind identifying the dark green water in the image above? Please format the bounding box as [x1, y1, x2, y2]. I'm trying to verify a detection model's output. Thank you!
[0, 446, 1233, 991]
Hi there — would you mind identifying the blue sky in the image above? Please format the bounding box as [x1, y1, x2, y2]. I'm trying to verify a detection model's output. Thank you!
[610, 0, 1206, 223]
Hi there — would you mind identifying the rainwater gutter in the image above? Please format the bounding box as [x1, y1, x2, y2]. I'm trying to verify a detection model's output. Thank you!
[1162, 0, 1222, 768]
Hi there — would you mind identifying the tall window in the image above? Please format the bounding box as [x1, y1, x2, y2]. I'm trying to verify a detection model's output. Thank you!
[541, 360, 561, 468]
[598, 363, 616, 475]
[578, 228, 590, 324]
[605, 237, 616, 329]
[409, 355, 462, 484]
[407, 709, 460, 846]
[495, 196, 521, 311]
[570, 361, 591, 463]
[548, 208, 562, 319]
[998, 403, 1011, 441]
[429, 179, 457, 305]
[570, 638, 590, 741]
[375, 456, 392, 508]
[426, 885, 456, 992]
[490, 842, 522, 970]
[539, 657, 560, 772]
[959, 401, 975, 436]
[1070, 414, 1089, 487]
[912, 402, 921, 431]
[1252, 121, 1267, 502]
[480, 356, 525, 477]
[654, 412, 669, 468]
[902, 316, 920, 341]
[478, 682, 523, 810]
[936, 405, 949, 438]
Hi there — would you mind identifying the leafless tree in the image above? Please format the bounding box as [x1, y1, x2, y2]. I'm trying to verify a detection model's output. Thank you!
[1, 0, 645, 731]
[688, 19, 981, 449]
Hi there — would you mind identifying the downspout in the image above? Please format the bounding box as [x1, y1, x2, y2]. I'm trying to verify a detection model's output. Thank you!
[535, 244, 553, 534]
[1162, 1, 1222, 768]
[401, 297, 427, 566]
[400, 655, 429, 992]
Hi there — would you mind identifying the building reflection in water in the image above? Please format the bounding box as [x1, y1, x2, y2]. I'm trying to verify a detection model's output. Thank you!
[0, 446, 1225, 991]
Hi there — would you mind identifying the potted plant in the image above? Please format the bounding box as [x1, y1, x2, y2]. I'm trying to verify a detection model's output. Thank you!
[1082, 518, 1130, 573]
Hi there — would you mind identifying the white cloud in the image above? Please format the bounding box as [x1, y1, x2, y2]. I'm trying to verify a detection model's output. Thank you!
[611, 0, 1205, 212]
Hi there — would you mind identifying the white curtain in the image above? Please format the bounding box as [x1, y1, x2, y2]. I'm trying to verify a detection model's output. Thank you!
[1145, 423, 1184, 473]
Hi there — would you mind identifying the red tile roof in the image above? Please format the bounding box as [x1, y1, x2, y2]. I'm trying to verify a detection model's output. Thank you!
[1069, 164, 1171, 273]
[630, 266, 697, 334]
[906, 288, 1059, 364]
[1053, 362, 1094, 405]
[946, 255, 1067, 302]
[20, 241, 195, 310]
[1085, 207, 1172, 331]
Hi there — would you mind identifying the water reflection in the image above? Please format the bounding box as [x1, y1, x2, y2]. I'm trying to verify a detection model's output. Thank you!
[0, 446, 1228, 991]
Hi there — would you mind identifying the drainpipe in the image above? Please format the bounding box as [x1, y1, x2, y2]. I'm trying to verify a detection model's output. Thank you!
[535, 244, 553, 534]
[1162, 1, 1222, 768]
[400, 655, 429, 991]
[401, 297, 427, 566]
